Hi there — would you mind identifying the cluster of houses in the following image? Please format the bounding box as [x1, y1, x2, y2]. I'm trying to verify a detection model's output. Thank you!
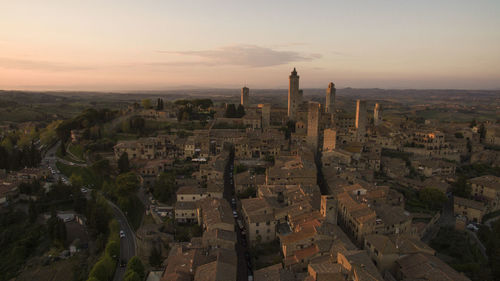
[110, 69, 500, 281]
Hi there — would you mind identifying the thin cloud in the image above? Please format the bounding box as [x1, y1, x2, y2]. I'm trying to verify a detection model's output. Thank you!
[157, 44, 322, 67]
[0, 57, 95, 71]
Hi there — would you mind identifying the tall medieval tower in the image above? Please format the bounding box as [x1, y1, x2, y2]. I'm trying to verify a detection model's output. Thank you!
[355, 99, 367, 137]
[241, 86, 249, 107]
[288, 68, 300, 119]
[374, 103, 382, 126]
[325, 82, 336, 114]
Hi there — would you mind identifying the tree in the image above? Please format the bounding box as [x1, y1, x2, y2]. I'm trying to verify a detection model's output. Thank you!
[156, 98, 164, 110]
[479, 123, 486, 140]
[106, 240, 120, 259]
[127, 256, 145, 279]
[149, 246, 163, 268]
[115, 172, 139, 196]
[89, 261, 108, 281]
[141, 99, 152, 109]
[124, 271, 142, 281]
[152, 172, 176, 203]
[453, 175, 472, 198]
[129, 116, 145, 134]
[224, 104, 237, 118]
[60, 141, 67, 156]
[470, 119, 477, 128]
[70, 173, 84, 187]
[419, 187, 447, 210]
[47, 212, 67, 245]
[28, 200, 38, 223]
[118, 152, 130, 174]
[236, 104, 245, 117]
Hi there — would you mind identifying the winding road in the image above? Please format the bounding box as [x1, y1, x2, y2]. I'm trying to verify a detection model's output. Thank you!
[44, 142, 137, 281]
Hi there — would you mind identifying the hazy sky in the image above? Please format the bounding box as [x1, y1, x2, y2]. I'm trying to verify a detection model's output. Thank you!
[1, 0, 499, 91]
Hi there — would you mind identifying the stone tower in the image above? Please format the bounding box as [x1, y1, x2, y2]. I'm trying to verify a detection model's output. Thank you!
[241, 87, 249, 107]
[355, 100, 367, 137]
[374, 103, 382, 126]
[323, 128, 337, 151]
[325, 82, 336, 114]
[321, 195, 337, 224]
[260, 104, 271, 129]
[288, 68, 300, 119]
[307, 101, 320, 149]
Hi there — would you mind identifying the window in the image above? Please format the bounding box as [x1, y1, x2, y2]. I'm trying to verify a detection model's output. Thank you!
[256, 223, 259, 226]
[256, 230, 259, 234]
[266, 221, 270, 225]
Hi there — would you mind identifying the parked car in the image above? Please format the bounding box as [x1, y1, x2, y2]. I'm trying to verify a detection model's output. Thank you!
[467, 224, 479, 231]
[120, 230, 125, 238]
[233, 211, 238, 218]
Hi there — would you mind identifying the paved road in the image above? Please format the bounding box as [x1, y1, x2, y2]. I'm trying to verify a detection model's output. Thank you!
[45, 142, 137, 281]
[108, 200, 137, 281]
[223, 149, 249, 281]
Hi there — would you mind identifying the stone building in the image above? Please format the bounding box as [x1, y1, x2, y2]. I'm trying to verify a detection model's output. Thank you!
[325, 82, 336, 114]
[307, 102, 320, 149]
[241, 86, 250, 107]
[288, 68, 301, 119]
[374, 103, 382, 126]
[355, 100, 367, 138]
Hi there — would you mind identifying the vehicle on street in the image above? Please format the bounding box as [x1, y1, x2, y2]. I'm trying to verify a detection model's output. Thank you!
[120, 230, 125, 238]
[467, 224, 479, 231]
[233, 210, 238, 218]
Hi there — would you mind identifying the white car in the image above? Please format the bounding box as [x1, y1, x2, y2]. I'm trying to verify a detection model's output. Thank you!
[232, 211, 238, 218]
[120, 230, 125, 238]
[467, 224, 479, 231]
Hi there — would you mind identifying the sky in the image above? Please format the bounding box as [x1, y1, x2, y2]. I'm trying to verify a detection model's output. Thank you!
[1, 0, 499, 91]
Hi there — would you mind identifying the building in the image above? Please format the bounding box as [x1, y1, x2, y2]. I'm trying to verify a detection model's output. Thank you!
[307, 102, 320, 149]
[355, 100, 367, 138]
[364, 234, 435, 272]
[241, 86, 250, 107]
[320, 195, 337, 224]
[288, 68, 301, 119]
[325, 82, 336, 114]
[241, 198, 277, 245]
[174, 201, 198, 223]
[374, 103, 382, 126]
[394, 253, 471, 281]
[453, 196, 486, 223]
[469, 175, 500, 211]
[323, 128, 337, 152]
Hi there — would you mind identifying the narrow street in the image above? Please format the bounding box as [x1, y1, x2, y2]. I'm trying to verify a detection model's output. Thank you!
[223, 148, 249, 281]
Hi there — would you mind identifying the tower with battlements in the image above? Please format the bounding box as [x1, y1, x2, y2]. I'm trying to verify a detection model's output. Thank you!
[325, 82, 336, 114]
[374, 103, 382, 126]
[356, 100, 367, 137]
[288, 68, 300, 119]
[241, 86, 249, 107]
[307, 101, 320, 148]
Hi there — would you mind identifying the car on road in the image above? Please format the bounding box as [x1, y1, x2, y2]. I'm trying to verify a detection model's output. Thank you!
[467, 224, 479, 231]
[120, 259, 127, 267]
[120, 230, 125, 238]
[232, 211, 238, 218]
